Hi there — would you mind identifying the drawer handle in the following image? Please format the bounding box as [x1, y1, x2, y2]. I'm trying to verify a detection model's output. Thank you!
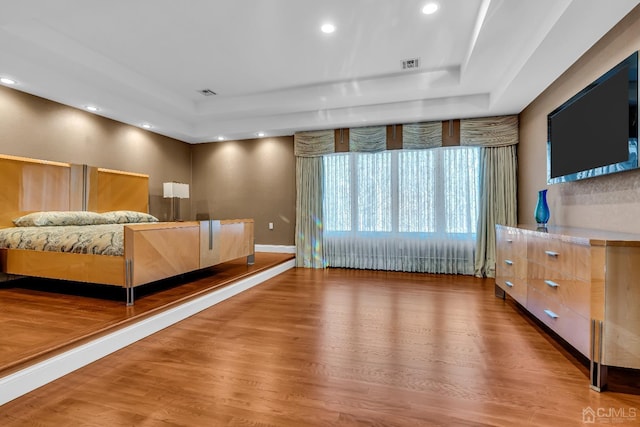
[506, 239, 513, 244]
[505, 281, 514, 288]
[504, 259, 513, 266]
[545, 250, 559, 257]
[545, 280, 559, 288]
[544, 309, 559, 319]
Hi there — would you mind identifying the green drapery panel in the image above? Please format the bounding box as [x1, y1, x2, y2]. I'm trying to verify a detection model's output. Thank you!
[474, 145, 518, 278]
[295, 156, 326, 268]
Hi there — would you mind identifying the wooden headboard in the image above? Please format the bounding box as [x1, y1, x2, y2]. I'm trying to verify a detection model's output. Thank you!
[87, 168, 149, 213]
[0, 155, 76, 228]
[0, 154, 149, 228]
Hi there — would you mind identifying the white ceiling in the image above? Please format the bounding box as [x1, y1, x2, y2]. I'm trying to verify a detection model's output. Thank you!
[0, 0, 638, 143]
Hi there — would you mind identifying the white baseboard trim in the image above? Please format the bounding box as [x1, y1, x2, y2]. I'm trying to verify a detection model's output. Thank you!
[255, 244, 295, 254]
[0, 258, 296, 406]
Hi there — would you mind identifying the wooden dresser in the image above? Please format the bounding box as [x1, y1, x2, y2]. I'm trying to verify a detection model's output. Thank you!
[495, 224, 640, 391]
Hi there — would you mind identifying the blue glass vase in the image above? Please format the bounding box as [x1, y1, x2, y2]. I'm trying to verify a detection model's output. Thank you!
[535, 189, 550, 228]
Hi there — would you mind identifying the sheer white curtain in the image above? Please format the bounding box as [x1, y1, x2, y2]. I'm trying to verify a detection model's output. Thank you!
[323, 147, 479, 274]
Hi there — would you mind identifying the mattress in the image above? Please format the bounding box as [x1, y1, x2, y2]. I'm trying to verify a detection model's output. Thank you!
[0, 224, 125, 256]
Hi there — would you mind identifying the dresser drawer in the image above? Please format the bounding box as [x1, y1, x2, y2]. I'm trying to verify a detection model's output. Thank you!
[496, 256, 527, 306]
[528, 233, 561, 264]
[527, 286, 590, 356]
[572, 242, 592, 281]
[528, 234, 574, 275]
[496, 226, 528, 308]
[496, 227, 526, 258]
[497, 255, 526, 279]
[496, 276, 527, 306]
[528, 276, 590, 319]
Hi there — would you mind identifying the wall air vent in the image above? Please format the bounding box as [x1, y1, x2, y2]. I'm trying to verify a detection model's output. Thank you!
[198, 89, 217, 96]
[401, 58, 420, 70]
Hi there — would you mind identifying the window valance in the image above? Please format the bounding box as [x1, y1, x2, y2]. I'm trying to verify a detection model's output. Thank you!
[460, 115, 519, 147]
[293, 115, 518, 157]
[349, 126, 386, 152]
[294, 130, 335, 157]
[402, 121, 442, 149]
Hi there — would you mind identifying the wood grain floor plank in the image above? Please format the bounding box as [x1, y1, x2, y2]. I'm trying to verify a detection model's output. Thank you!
[0, 253, 293, 375]
[2, 267, 640, 425]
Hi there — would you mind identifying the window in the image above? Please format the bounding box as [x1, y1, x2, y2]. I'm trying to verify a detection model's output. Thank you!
[322, 147, 480, 274]
[323, 147, 479, 236]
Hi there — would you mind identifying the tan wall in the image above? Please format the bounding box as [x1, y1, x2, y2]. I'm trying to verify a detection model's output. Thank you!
[0, 86, 296, 246]
[190, 137, 295, 246]
[519, 6, 640, 233]
[0, 85, 192, 221]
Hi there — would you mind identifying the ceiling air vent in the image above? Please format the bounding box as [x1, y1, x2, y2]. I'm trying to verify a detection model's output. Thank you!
[401, 58, 420, 70]
[198, 89, 217, 96]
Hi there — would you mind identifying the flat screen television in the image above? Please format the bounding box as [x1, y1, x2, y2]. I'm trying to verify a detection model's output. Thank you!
[547, 51, 638, 184]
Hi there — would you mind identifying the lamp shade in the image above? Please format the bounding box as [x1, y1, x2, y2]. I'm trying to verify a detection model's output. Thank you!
[163, 182, 190, 199]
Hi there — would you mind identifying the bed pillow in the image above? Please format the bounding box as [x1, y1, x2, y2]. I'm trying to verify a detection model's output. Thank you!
[13, 211, 109, 227]
[100, 210, 159, 224]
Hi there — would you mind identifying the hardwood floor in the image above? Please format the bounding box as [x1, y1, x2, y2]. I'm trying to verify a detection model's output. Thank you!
[0, 252, 293, 376]
[2, 268, 640, 426]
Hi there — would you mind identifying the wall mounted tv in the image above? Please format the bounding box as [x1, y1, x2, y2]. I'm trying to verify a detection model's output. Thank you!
[547, 51, 638, 184]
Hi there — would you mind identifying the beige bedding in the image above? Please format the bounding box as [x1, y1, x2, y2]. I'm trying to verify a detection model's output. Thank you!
[0, 224, 125, 256]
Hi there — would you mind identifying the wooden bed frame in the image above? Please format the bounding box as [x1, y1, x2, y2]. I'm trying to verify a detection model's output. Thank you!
[0, 154, 254, 305]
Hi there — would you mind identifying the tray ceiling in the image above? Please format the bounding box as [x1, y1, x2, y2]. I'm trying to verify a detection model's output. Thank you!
[0, 0, 638, 143]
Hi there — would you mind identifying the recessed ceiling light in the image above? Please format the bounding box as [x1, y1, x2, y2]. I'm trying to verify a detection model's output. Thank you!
[141, 123, 152, 129]
[257, 132, 265, 137]
[218, 136, 224, 141]
[321, 23, 336, 34]
[422, 2, 439, 14]
[86, 105, 99, 112]
[0, 77, 16, 85]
